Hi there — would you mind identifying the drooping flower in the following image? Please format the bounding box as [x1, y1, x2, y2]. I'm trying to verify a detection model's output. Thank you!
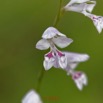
[72, 71, 87, 90]
[53, 52, 89, 90]
[22, 90, 42, 103]
[64, 0, 96, 14]
[65, 52, 89, 90]
[54, 52, 89, 70]
[36, 27, 73, 70]
[82, 11, 103, 33]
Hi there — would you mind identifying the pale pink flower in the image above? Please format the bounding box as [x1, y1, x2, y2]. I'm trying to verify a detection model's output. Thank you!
[72, 72, 87, 90]
[82, 11, 103, 33]
[64, 0, 96, 14]
[36, 27, 73, 70]
[57, 52, 89, 90]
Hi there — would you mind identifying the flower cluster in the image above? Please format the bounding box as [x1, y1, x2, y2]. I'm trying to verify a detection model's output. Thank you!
[64, 0, 103, 33]
[22, 0, 103, 103]
[36, 27, 89, 90]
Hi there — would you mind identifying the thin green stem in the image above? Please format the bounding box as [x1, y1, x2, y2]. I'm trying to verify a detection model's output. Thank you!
[36, 68, 45, 92]
[53, 0, 64, 27]
[36, 0, 64, 93]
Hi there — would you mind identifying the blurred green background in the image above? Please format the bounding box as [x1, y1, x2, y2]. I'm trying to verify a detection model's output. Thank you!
[0, 0, 103, 103]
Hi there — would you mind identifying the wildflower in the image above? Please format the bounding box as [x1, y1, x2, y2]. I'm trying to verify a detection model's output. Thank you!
[72, 71, 87, 90]
[54, 52, 89, 69]
[58, 52, 89, 90]
[36, 27, 73, 70]
[22, 90, 42, 103]
[82, 11, 103, 33]
[64, 0, 96, 14]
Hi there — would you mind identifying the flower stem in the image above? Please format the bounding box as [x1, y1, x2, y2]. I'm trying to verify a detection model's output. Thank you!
[36, 68, 45, 92]
[36, 0, 64, 93]
[53, 0, 64, 27]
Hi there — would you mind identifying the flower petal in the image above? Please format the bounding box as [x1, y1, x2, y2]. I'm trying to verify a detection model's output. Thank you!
[86, 1, 96, 13]
[59, 56, 67, 69]
[92, 16, 103, 33]
[64, 3, 86, 13]
[84, 13, 103, 33]
[22, 90, 42, 103]
[93, 22, 102, 33]
[43, 57, 55, 70]
[42, 27, 65, 39]
[66, 0, 90, 6]
[36, 39, 50, 50]
[64, 52, 89, 63]
[72, 72, 87, 90]
[64, 0, 96, 14]
[74, 78, 83, 90]
[53, 57, 60, 68]
[52, 36, 73, 48]
[80, 73, 88, 85]
[69, 62, 79, 69]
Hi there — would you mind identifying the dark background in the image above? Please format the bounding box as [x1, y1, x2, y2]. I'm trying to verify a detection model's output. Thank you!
[0, 0, 103, 103]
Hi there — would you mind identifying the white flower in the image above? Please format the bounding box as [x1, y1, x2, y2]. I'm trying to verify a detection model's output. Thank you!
[36, 27, 73, 49]
[36, 27, 73, 70]
[43, 50, 68, 70]
[54, 52, 89, 71]
[66, 52, 89, 70]
[55, 52, 89, 90]
[82, 11, 103, 33]
[72, 72, 87, 90]
[64, 0, 96, 14]
[22, 90, 42, 103]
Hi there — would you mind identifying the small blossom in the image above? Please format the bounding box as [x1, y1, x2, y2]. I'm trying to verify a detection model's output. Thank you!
[72, 72, 87, 90]
[82, 11, 103, 33]
[61, 52, 89, 72]
[43, 50, 68, 70]
[36, 27, 73, 70]
[64, 0, 96, 14]
[53, 51, 89, 90]
[53, 51, 89, 69]
[22, 90, 42, 103]
[36, 27, 73, 49]
[58, 52, 89, 90]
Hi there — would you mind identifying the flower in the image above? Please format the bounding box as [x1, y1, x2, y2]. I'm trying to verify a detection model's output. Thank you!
[82, 11, 103, 33]
[36, 27, 73, 70]
[64, 0, 96, 14]
[54, 52, 89, 70]
[36, 27, 90, 90]
[72, 71, 87, 90]
[65, 52, 89, 69]
[22, 90, 42, 103]
[63, 0, 103, 34]
[55, 52, 89, 90]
